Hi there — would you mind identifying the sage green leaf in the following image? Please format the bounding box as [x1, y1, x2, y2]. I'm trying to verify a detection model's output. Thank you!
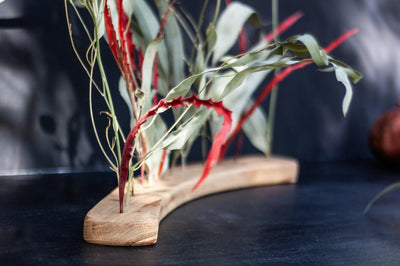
[132, 0, 158, 43]
[143, 115, 168, 180]
[123, 0, 137, 17]
[221, 57, 292, 99]
[280, 42, 310, 57]
[161, 108, 212, 150]
[212, 2, 257, 64]
[194, 46, 206, 75]
[205, 71, 235, 101]
[296, 34, 328, 66]
[209, 69, 271, 136]
[334, 66, 353, 117]
[222, 48, 272, 69]
[222, 68, 254, 99]
[141, 37, 163, 112]
[92, 0, 105, 38]
[242, 105, 268, 153]
[206, 24, 217, 59]
[164, 68, 218, 100]
[328, 58, 362, 83]
[164, 75, 198, 101]
[193, 47, 207, 92]
[132, 0, 168, 75]
[364, 182, 400, 214]
[155, 0, 185, 86]
[71, 0, 85, 8]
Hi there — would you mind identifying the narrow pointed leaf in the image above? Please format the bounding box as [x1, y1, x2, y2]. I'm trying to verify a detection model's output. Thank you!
[212, 2, 257, 64]
[334, 66, 353, 116]
[242, 105, 268, 152]
[296, 34, 328, 66]
[141, 37, 163, 111]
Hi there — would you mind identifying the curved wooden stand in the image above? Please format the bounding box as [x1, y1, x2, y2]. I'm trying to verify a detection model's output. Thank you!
[83, 156, 299, 246]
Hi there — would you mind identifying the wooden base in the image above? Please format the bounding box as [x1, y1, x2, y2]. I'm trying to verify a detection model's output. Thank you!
[83, 156, 299, 246]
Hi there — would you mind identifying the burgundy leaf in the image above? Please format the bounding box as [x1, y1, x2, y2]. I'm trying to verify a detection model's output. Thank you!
[104, 1, 121, 68]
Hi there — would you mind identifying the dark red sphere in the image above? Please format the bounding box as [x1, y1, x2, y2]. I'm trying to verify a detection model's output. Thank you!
[369, 106, 400, 165]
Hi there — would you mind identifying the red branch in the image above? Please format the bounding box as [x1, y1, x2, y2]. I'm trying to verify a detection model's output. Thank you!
[265, 11, 304, 43]
[104, 0, 138, 91]
[152, 1, 175, 106]
[119, 95, 232, 212]
[104, 2, 124, 73]
[239, 28, 247, 54]
[219, 28, 359, 159]
[157, 149, 167, 178]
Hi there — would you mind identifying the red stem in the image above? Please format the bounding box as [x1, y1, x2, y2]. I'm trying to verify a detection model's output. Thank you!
[265, 11, 304, 43]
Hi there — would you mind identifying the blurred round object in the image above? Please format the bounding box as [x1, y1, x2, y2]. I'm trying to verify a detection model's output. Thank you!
[369, 104, 400, 165]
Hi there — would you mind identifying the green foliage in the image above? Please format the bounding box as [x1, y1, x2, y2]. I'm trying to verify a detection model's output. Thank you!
[66, 0, 361, 197]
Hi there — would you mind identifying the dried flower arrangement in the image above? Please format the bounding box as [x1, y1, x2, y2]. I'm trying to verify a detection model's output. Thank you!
[64, 0, 361, 245]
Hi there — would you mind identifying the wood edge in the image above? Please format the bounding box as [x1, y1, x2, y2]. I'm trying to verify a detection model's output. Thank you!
[83, 155, 299, 246]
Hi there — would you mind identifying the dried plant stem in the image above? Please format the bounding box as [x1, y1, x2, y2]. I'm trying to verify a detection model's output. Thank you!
[64, 0, 102, 94]
[88, 48, 118, 172]
[91, 20, 122, 166]
[265, 0, 280, 157]
[171, 8, 196, 44]
[66, 0, 119, 172]
[189, 0, 208, 65]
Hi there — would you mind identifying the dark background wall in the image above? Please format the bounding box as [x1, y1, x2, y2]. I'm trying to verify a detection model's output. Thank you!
[0, 0, 398, 173]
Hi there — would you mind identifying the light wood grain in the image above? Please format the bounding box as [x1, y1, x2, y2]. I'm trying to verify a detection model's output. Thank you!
[83, 155, 299, 246]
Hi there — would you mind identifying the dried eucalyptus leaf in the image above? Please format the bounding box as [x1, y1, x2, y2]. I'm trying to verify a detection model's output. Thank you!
[132, 0, 158, 43]
[334, 66, 353, 117]
[141, 37, 163, 112]
[143, 115, 168, 179]
[328, 57, 362, 83]
[164, 68, 218, 100]
[222, 57, 293, 98]
[280, 42, 310, 57]
[321, 58, 361, 116]
[296, 34, 328, 66]
[222, 48, 272, 69]
[155, 0, 185, 86]
[123, 0, 137, 17]
[194, 46, 206, 75]
[70, 0, 85, 7]
[206, 24, 217, 57]
[209, 70, 271, 136]
[212, 2, 256, 64]
[132, 0, 168, 75]
[242, 106, 268, 153]
[93, 0, 105, 38]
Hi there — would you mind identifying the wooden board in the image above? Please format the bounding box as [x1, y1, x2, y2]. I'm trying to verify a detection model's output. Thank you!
[83, 156, 299, 246]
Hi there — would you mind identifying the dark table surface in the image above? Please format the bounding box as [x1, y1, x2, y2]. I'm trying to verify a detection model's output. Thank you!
[1, 159, 400, 265]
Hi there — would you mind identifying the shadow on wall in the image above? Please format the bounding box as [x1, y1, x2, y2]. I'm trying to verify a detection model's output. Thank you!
[0, 0, 98, 172]
[0, 0, 399, 172]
